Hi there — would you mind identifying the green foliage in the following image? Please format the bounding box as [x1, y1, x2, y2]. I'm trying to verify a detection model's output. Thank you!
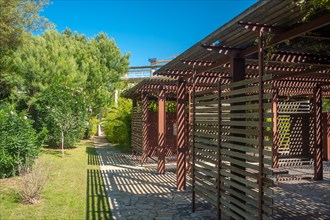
[85, 116, 99, 139]
[323, 99, 330, 112]
[104, 97, 132, 149]
[148, 101, 177, 112]
[0, 0, 53, 51]
[0, 103, 43, 178]
[0, 0, 53, 100]
[5, 29, 129, 113]
[35, 84, 88, 148]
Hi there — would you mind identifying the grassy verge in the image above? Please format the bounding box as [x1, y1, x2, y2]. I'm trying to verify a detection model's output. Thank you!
[0, 139, 111, 220]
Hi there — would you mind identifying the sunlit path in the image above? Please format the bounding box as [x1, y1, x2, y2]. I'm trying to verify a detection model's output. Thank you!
[93, 136, 216, 220]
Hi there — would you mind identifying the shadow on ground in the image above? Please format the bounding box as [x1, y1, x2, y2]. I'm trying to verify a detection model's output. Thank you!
[85, 146, 111, 220]
[273, 163, 330, 219]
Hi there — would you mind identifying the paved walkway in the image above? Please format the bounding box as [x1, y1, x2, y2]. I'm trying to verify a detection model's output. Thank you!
[93, 136, 216, 220]
[94, 136, 330, 220]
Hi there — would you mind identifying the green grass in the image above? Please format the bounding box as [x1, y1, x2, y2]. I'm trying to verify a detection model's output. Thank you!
[0, 139, 111, 220]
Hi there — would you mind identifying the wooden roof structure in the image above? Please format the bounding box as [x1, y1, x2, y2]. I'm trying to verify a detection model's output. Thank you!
[154, 0, 330, 96]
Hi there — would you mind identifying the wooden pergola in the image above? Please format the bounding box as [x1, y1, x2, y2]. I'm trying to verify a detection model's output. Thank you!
[152, 0, 330, 219]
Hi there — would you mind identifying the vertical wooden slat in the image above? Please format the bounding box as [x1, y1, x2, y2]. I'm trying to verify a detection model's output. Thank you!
[313, 85, 323, 180]
[217, 80, 222, 220]
[177, 78, 187, 190]
[192, 69, 196, 212]
[258, 30, 265, 220]
[158, 87, 166, 174]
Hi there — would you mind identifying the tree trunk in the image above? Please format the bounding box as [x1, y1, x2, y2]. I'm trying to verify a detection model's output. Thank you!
[61, 130, 64, 157]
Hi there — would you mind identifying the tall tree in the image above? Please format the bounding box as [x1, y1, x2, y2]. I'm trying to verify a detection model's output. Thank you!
[0, 0, 53, 100]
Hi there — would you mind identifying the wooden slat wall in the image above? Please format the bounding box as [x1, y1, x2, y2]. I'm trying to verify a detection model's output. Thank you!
[191, 76, 274, 219]
[131, 106, 143, 155]
[220, 77, 273, 219]
[277, 100, 314, 166]
[191, 87, 218, 207]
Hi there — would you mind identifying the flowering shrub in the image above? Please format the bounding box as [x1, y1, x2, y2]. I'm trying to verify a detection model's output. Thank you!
[0, 103, 43, 178]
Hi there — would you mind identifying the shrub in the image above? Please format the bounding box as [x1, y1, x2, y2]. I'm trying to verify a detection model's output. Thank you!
[0, 103, 43, 178]
[17, 158, 51, 204]
[84, 116, 99, 139]
[35, 84, 88, 149]
[104, 97, 132, 149]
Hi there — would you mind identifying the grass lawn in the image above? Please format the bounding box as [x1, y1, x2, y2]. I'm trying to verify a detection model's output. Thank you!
[0, 139, 111, 220]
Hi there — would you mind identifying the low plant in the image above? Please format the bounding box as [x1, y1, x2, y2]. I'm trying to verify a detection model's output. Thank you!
[16, 158, 51, 204]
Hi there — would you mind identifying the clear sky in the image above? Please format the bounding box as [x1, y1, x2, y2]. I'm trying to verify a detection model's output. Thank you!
[41, 0, 257, 66]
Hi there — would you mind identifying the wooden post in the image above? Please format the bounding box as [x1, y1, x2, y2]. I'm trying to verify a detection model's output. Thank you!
[313, 85, 323, 180]
[273, 89, 279, 168]
[258, 30, 265, 220]
[158, 87, 166, 174]
[217, 80, 222, 220]
[141, 93, 149, 165]
[192, 69, 196, 212]
[176, 78, 187, 190]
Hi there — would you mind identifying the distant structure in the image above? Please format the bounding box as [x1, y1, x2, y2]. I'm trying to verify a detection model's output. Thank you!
[122, 57, 173, 81]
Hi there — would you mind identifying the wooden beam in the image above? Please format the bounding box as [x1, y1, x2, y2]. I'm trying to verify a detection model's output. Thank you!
[191, 14, 330, 75]
[158, 87, 166, 174]
[238, 21, 287, 34]
[176, 78, 187, 190]
[313, 85, 323, 180]
[201, 44, 242, 57]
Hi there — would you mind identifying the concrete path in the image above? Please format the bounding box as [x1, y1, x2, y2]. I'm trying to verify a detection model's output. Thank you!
[93, 136, 216, 220]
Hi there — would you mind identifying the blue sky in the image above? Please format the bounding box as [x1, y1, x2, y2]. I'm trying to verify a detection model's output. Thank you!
[41, 0, 257, 66]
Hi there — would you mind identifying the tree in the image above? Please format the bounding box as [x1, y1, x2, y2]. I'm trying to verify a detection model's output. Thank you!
[36, 83, 87, 155]
[0, 0, 53, 100]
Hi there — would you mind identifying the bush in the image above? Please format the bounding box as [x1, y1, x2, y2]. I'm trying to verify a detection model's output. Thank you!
[84, 116, 98, 139]
[17, 158, 51, 204]
[0, 103, 43, 178]
[104, 97, 131, 149]
[35, 84, 88, 148]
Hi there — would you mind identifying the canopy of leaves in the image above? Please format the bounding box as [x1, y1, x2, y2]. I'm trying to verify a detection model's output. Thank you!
[36, 83, 88, 148]
[5, 29, 129, 113]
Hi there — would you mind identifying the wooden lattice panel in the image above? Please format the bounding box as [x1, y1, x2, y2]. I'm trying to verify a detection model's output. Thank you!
[276, 100, 314, 166]
[131, 106, 143, 155]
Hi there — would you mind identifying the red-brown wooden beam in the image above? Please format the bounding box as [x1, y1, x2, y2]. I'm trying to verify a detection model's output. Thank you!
[273, 89, 279, 168]
[176, 78, 187, 190]
[195, 13, 330, 74]
[313, 85, 323, 180]
[141, 93, 149, 165]
[158, 87, 166, 174]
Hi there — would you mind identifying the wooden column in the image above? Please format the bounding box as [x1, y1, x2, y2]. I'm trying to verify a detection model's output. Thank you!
[313, 85, 323, 180]
[273, 89, 279, 168]
[176, 78, 187, 190]
[192, 70, 197, 212]
[217, 80, 222, 220]
[258, 30, 265, 220]
[158, 87, 166, 174]
[141, 93, 149, 164]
